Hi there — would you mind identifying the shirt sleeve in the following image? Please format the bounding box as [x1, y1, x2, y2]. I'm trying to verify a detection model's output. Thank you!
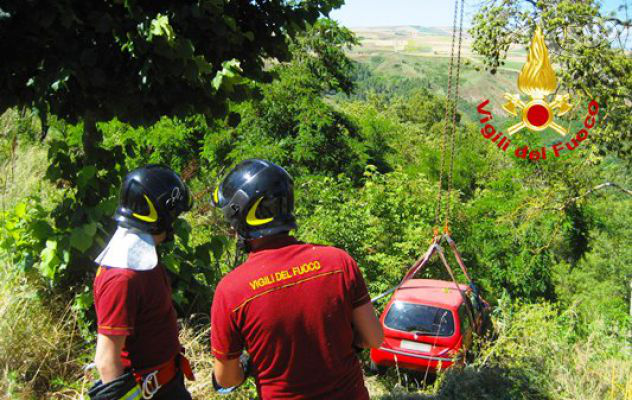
[344, 254, 371, 308]
[210, 284, 244, 360]
[94, 274, 138, 336]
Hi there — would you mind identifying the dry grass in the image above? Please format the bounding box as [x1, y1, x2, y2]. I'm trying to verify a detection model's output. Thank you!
[0, 267, 86, 400]
[0, 109, 53, 213]
[5, 294, 628, 400]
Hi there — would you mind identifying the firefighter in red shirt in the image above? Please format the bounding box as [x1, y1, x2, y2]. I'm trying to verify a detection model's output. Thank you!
[89, 165, 194, 400]
[210, 159, 384, 399]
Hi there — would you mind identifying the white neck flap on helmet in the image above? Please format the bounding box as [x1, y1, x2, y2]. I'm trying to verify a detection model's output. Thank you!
[94, 227, 158, 271]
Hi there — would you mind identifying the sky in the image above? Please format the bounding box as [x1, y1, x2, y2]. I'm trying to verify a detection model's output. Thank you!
[329, 0, 629, 28]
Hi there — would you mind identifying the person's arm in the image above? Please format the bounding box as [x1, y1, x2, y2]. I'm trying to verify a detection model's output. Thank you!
[95, 334, 126, 383]
[210, 281, 246, 390]
[213, 357, 245, 388]
[352, 302, 384, 349]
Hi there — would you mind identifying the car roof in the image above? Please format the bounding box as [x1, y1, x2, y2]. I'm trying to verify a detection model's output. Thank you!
[391, 279, 469, 309]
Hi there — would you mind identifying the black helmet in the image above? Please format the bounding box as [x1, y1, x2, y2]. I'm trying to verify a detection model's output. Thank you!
[114, 165, 192, 234]
[212, 159, 296, 240]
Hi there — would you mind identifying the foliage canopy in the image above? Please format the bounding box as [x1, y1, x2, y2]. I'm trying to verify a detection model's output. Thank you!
[0, 0, 342, 125]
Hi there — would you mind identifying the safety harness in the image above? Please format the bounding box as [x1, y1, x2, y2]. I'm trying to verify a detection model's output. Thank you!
[133, 353, 195, 399]
[87, 352, 195, 400]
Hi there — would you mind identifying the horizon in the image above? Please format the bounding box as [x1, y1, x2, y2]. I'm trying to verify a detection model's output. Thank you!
[330, 0, 628, 29]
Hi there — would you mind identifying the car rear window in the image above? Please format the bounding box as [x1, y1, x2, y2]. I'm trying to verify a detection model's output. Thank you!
[384, 301, 455, 337]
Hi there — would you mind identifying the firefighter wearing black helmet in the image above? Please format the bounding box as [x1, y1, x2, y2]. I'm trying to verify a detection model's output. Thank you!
[90, 165, 195, 400]
[210, 159, 384, 400]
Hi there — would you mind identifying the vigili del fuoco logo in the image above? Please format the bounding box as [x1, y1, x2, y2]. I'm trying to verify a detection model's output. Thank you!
[476, 26, 600, 161]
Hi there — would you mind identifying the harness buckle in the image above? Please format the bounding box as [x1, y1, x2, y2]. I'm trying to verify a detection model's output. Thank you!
[141, 370, 162, 399]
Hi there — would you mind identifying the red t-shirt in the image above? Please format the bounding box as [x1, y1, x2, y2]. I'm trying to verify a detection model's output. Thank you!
[93, 264, 180, 370]
[211, 236, 371, 400]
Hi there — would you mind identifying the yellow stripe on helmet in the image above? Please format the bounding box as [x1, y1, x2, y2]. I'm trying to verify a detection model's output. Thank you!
[246, 197, 274, 226]
[213, 187, 220, 205]
[132, 195, 158, 223]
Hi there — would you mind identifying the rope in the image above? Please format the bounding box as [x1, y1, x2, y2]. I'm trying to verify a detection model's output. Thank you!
[444, 0, 465, 232]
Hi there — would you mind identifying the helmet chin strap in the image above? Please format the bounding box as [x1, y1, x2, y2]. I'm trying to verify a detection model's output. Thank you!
[233, 235, 250, 269]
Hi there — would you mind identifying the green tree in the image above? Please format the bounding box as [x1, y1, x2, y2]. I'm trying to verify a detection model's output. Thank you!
[0, 0, 343, 128]
[209, 20, 391, 180]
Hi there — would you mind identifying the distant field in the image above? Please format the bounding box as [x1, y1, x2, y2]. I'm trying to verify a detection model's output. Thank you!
[349, 26, 522, 114]
[350, 26, 526, 66]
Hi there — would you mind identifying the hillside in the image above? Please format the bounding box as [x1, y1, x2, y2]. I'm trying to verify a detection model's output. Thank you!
[348, 26, 523, 114]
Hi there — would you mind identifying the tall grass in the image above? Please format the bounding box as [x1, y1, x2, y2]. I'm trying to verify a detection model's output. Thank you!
[470, 300, 632, 400]
[0, 109, 52, 212]
[0, 263, 87, 400]
[6, 289, 629, 400]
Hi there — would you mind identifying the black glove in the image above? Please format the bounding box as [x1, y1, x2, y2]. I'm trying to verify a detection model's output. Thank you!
[212, 353, 251, 394]
[88, 372, 141, 400]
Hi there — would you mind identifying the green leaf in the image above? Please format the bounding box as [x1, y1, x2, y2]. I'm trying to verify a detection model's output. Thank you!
[212, 59, 244, 92]
[96, 198, 118, 218]
[210, 236, 226, 262]
[162, 253, 179, 274]
[150, 14, 176, 43]
[174, 219, 191, 244]
[194, 243, 212, 265]
[70, 224, 96, 252]
[14, 203, 27, 219]
[31, 220, 54, 240]
[84, 222, 97, 237]
[39, 240, 60, 280]
[77, 166, 97, 190]
[73, 290, 94, 311]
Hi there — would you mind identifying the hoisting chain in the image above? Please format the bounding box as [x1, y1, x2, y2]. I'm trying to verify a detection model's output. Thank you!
[444, 0, 465, 234]
[433, 0, 460, 238]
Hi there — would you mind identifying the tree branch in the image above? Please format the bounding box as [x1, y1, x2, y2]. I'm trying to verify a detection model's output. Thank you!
[558, 182, 632, 210]
[605, 17, 632, 28]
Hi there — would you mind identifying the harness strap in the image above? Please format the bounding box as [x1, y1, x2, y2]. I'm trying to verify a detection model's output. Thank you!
[435, 243, 478, 331]
[133, 353, 195, 399]
[444, 235, 473, 284]
[371, 240, 438, 303]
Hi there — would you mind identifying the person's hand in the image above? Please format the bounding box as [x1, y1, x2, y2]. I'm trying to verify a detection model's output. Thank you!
[212, 353, 250, 394]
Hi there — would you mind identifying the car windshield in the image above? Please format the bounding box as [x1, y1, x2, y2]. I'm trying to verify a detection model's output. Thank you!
[384, 301, 455, 337]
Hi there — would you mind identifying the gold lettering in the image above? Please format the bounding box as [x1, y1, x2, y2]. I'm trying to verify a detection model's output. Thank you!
[249, 260, 323, 290]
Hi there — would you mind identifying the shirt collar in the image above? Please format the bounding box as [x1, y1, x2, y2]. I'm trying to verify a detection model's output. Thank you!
[248, 234, 300, 254]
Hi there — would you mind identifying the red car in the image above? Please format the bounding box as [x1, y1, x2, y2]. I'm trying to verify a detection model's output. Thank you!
[370, 279, 488, 374]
